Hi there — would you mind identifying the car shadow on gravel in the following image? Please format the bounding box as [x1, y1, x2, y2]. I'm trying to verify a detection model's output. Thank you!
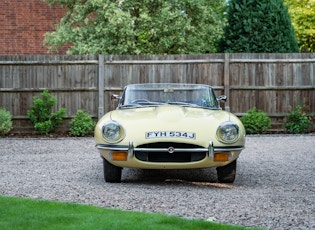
[117, 168, 242, 189]
[121, 168, 217, 183]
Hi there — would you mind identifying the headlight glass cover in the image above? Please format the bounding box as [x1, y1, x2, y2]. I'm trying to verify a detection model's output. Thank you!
[102, 121, 125, 143]
[216, 121, 240, 144]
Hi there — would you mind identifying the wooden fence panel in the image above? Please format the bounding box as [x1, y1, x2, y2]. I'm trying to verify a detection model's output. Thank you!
[0, 53, 314, 133]
[227, 53, 315, 129]
[0, 55, 99, 132]
[229, 54, 315, 103]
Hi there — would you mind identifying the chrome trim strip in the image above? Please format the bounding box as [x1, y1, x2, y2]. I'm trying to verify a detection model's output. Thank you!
[228, 152, 232, 161]
[96, 144, 128, 151]
[128, 141, 134, 158]
[134, 147, 208, 152]
[208, 141, 214, 158]
[214, 147, 245, 151]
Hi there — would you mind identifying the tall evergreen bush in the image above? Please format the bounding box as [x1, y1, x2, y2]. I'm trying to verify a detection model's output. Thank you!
[218, 0, 299, 52]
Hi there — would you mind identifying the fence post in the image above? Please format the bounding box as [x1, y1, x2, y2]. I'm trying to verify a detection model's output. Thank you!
[224, 53, 230, 112]
[98, 54, 104, 119]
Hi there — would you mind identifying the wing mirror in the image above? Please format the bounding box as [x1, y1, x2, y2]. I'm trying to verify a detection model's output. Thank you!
[217, 95, 227, 102]
[111, 94, 122, 100]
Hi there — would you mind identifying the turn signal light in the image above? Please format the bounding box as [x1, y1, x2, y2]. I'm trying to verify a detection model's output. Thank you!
[214, 152, 229, 162]
[112, 151, 127, 161]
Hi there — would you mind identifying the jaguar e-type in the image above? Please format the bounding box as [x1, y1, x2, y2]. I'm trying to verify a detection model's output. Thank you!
[95, 83, 245, 183]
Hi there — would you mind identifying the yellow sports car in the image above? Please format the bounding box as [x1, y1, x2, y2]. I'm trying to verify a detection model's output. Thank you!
[95, 83, 245, 183]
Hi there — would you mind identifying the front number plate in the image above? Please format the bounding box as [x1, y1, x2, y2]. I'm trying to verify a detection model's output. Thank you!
[145, 131, 196, 139]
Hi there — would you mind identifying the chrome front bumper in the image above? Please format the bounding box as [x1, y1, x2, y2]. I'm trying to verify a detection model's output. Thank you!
[96, 141, 244, 160]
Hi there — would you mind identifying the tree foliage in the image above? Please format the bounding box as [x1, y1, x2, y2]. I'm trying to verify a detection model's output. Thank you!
[284, 0, 315, 52]
[43, 0, 226, 55]
[218, 0, 299, 53]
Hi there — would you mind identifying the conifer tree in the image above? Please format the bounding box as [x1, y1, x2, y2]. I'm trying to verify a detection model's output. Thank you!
[218, 0, 299, 53]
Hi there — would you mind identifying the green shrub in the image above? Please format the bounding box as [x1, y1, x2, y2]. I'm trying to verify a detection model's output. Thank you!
[69, 110, 96, 136]
[241, 107, 271, 134]
[27, 90, 66, 134]
[0, 108, 13, 135]
[284, 105, 312, 134]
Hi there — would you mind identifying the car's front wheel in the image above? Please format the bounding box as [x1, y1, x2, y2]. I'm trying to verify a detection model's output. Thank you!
[216, 160, 237, 183]
[103, 158, 122, 183]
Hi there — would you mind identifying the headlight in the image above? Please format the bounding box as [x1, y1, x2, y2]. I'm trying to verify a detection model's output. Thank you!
[216, 121, 240, 144]
[102, 121, 125, 143]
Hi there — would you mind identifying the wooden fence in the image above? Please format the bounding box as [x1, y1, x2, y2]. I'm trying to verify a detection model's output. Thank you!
[0, 53, 314, 133]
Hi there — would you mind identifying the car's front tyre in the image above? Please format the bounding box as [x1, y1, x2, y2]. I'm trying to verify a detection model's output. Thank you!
[216, 160, 237, 183]
[103, 158, 122, 183]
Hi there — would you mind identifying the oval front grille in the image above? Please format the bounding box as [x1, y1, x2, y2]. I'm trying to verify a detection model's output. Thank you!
[135, 142, 207, 163]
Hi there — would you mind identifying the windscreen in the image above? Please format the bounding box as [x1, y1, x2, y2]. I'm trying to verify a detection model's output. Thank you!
[121, 83, 220, 109]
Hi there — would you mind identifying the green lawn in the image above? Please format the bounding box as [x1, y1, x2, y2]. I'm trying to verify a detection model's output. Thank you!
[0, 195, 262, 230]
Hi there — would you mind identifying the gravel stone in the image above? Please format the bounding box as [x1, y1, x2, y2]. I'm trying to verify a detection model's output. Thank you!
[0, 135, 314, 229]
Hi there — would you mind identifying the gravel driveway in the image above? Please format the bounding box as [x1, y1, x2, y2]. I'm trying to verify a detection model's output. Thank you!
[0, 135, 314, 229]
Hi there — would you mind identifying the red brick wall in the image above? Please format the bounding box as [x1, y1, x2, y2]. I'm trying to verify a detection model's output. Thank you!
[0, 0, 67, 54]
